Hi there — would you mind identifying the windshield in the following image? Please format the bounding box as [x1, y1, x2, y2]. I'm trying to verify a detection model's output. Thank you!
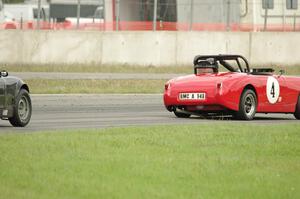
[217, 58, 249, 73]
[218, 60, 241, 72]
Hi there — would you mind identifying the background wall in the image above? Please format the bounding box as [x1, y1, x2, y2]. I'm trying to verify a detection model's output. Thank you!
[0, 30, 299, 67]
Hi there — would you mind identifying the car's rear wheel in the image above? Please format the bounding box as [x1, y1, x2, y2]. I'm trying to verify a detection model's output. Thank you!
[235, 89, 257, 120]
[9, 89, 32, 127]
[294, 95, 300, 119]
[174, 111, 191, 118]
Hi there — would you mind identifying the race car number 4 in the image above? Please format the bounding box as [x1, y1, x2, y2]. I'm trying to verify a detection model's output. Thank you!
[266, 76, 280, 104]
[179, 93, 206, 100]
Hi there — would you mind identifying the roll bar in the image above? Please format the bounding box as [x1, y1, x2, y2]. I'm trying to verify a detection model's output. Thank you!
[193, 54, 250, 73]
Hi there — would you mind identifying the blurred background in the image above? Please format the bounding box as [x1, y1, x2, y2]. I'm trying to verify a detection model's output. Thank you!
[1, 0, 299, 31]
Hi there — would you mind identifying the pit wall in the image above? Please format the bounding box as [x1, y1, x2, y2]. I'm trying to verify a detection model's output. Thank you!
[0, 30, 299, 67]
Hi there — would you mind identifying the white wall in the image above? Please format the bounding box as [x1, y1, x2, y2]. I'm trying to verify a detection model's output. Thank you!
[0, 30, 299, 66]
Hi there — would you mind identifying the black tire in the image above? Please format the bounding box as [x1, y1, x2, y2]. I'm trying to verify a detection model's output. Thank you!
[9, 89, 32, 127]
[294, 95, 300, 119]
[235, 89, 257, 120]
[174, 111, 191, 118]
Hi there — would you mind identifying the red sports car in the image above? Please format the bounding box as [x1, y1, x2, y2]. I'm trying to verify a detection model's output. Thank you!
[164, 55, 300, 120]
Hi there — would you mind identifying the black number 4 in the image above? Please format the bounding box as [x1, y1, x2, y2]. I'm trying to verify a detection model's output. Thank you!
[270, 82, 275, 98]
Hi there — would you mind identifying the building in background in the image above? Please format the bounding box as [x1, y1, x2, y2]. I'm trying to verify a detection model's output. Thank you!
[4, 4, 48, 22]
[241, 0, 300, 31]
[115, 0, 177, 22]
[1, 0, 300, 31]
[50, 0, 104, 22]
[0, 0, 5, 23]
[111, 0, 299, 31]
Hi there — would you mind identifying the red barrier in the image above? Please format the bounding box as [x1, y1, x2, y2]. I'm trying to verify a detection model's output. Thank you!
[1, 21, 300, 32]
[3, 22, 17, 29]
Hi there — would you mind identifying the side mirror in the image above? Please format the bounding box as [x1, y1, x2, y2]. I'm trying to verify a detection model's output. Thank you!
[0, 71, 8, 77]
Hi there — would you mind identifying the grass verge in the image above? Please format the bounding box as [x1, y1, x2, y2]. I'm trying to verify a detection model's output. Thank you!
[4, 63, 300, 75]
[26, 79, 166, 94]
[0, 124, 299, 199]
[5, 64, 191, 74]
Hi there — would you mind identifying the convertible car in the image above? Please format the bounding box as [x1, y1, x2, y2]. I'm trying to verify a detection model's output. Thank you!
[0, 71, 32, 127]
[164, 55, 300, 120]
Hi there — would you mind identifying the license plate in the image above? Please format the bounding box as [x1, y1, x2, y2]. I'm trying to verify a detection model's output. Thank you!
[179, 93, 206, 100]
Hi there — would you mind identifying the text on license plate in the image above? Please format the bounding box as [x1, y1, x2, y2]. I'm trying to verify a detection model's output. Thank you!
[179, 93, 206, 100]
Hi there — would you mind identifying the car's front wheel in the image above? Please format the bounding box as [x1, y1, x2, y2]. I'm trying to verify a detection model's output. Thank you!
[174, 111, 191, 118]
[9, 89, 32, 127]
[294, 95, 300, 119]
[235, 89, 257, 120]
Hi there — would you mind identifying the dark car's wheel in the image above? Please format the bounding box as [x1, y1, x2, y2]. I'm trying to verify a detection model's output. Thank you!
[174, 111, 191, 118]
[235, 89, 257, 120]
[9, 89, 32, 127]
[294, 95, 300, 119]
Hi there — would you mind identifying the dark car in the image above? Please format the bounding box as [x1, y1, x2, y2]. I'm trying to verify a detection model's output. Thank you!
[0, 71, 32, 127]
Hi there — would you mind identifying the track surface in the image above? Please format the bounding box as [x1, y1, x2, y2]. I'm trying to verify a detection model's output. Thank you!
[0, 94, 298, 133]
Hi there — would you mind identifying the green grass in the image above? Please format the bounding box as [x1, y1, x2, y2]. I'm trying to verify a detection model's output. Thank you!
[20, 65, 300, 94]
[26, 79, 166, 94]
[4, 63, 300, 75]
[277, 66, 300, 75]
[0, 124, 299, 199]
[256, 65, 300, 75]
[4, 64, 191, 74]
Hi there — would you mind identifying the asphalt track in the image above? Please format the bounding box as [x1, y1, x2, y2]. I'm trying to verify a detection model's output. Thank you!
[0, 94, 298, 133]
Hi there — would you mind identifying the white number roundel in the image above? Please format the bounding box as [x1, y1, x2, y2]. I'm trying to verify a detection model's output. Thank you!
[266, 76, 280, 104]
